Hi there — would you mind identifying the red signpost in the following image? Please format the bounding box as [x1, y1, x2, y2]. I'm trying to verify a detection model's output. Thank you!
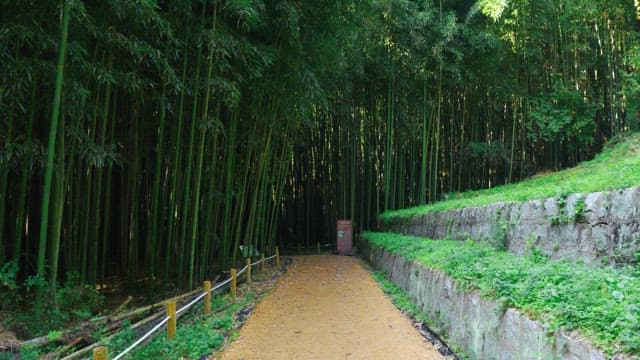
[336, 220, 353, 255]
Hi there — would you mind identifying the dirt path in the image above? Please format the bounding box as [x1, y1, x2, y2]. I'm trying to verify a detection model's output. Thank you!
[214, 255, 443, 360]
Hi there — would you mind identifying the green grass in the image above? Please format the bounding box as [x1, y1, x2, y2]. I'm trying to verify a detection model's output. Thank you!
[5, 292, 249, 360]
[106, 293, 251, 360]
[363, 231, 640, 356]
[380, 132, 640, 220]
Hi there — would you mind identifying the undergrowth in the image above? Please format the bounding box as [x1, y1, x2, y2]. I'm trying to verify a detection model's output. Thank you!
[380, 132, 640, 220]
[0, 261, 103, 338]
[10, 293, 247, 360]
[363, 231, 640, 356]
[106, 293, 252, 359]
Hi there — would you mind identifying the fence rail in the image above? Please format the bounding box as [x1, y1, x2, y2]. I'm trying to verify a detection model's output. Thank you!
[91, 248, 280, 360]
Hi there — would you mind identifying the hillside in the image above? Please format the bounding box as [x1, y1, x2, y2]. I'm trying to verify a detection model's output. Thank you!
[381, 132, 640, 221]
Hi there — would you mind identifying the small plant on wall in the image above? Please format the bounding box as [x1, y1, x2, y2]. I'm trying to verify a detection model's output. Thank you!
[573, 196, 587, 222]
[550, 194, 587, 226]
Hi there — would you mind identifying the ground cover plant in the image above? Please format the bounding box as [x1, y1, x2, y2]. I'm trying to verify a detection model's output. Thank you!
[3, 260, 283, 359]
[380, 133, 640, 221]
[0, 262, 104, 337]
[363, 231, 640, 356]
[106, 293, 249, 360]
[11, 293, 246, 360]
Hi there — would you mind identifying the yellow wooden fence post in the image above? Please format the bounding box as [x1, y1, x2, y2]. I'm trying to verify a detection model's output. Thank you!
[275, 247, 280, 268]
[230, 268, 237, 299]
[246, 258, 252, 283]
[204, 281, 211, 314]
[93, 346, 108, 360]
[166, 300, 176, 340]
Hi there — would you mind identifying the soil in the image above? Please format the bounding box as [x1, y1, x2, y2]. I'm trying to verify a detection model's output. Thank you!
[213, 255, 444, 360]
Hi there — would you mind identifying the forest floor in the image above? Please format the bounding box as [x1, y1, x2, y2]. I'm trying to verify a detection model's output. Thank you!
[211, 255, 443, 360]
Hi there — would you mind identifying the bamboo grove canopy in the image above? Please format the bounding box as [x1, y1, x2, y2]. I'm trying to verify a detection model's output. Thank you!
[0, 0, 639, 319]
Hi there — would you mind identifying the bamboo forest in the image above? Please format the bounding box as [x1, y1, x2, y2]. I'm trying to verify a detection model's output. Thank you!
[1, 0, 639, 338]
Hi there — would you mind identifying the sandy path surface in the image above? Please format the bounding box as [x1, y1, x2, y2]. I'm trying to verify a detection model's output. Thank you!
[214, 255, 443, 360]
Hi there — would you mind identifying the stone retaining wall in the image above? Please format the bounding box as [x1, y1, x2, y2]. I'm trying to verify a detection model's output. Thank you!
[384, 186, 640, 264]
[361, 241, 608, 360]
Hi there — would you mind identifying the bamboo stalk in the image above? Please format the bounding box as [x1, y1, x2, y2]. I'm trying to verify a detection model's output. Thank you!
[36, 0, 72, 319]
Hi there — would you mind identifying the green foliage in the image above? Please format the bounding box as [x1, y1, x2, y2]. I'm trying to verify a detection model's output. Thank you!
[487, 225, 505, 249]
[528, 83, 596, 146]
[467, 142, 509, 169]
[381, 132, 640, 220]
[1, 344, 49, 360]
[573, 197, 586, 222]
[212, 315, 233, 330]
[18, 345, 41, 360]
[490, 210, 509, 250]
[549, 214, 570, 226]
[107, 294, 252, 359]
[623, 42, 640, 131]
[107, 320, 135, 354]
[22, 274, 45, 292]
[0, 261, 19, 292]
[47, 329, 62, 341]
[467, 0, 509, 22]
[0, 264, 103, 336]
[548, 194, 587, 226]
[364, 231, 640, 355]
[55, 272, 103, 320]
[131, 319, 224, 359]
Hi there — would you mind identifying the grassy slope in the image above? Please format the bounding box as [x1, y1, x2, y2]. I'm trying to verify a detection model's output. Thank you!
[364, 231, 640, 356]
[380, 133, 640, 220]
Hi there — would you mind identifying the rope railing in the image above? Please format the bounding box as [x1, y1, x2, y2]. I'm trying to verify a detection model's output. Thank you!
[211, 275, 233, 292]
[92, 247, 281, 360]
[250, 259, 261, 267]
[111, 316, 170, 360]
[251, 254, 276, 267]
[236, 264, 249, 277]
[175, 291, 207, 317]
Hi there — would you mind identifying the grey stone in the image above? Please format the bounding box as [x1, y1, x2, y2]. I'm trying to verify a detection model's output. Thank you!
[584, 192, 609, 223]
[361, 242, 614, 360]
[393, 186, 640, 264]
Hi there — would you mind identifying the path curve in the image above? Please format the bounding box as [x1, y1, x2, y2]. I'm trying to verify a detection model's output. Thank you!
[214, 255, 443, 360]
